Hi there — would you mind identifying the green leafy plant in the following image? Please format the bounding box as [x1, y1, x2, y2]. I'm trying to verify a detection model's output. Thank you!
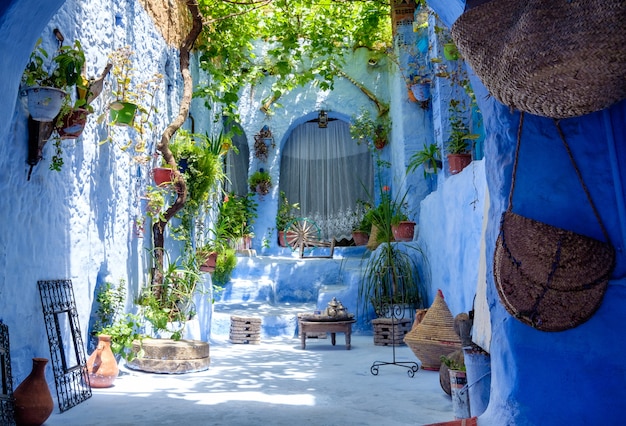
[407, 143, 442, 177]
[138, 253, 202, 340]
[94, 279, 144, 361]
[276, 190, 300, 231]
[440, 354, 466, 371]
[217, 192, 258, 241]
[22, 38, 86, 90]
[349, 108, 391, 150]
[248, 170, 272, 195]
[446, 99, 479, 155]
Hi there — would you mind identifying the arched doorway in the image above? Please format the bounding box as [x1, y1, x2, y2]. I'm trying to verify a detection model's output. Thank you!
[223, 120, 250, 197]
[279, 119, 373, 241]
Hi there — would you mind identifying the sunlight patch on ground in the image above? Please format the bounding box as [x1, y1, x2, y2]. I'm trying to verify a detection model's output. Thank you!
[173, 391, 316, 406]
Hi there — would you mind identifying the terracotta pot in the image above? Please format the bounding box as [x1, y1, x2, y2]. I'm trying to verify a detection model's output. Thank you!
[352, 230, 369, 246]
[57, 108, 90, 139]
[278, 230, 287, 247]
[447, 153, 472, 175]
[199, 252, 218, 272]
[392, 221, 416, 242]
[13, 357, 54, 426]
[86, 335, 119, 388]
[153, 167, 173, 186]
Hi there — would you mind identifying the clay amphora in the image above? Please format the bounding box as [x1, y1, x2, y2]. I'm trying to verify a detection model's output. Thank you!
[86, 335, 119, 388]
[13, 357, 54, 426]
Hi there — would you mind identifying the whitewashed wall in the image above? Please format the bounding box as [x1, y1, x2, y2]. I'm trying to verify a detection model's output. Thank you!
[0, 0, 182, 382]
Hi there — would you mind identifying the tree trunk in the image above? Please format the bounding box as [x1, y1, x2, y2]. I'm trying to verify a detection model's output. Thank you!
[151, 1, 204, 300]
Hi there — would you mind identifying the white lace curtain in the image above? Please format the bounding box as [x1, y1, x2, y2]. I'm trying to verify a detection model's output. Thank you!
[279, 120, 374, 241]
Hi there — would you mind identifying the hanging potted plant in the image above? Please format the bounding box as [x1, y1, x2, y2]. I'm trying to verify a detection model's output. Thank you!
[248, 169, 272, 196]
[407, 142, 442, 178]
[22, 38, 86, 122]
[253, 125, 275, 162]
[408, 75, 431, 103]
[349, 108, 391, 150]
[446, 99, 479, 175]
[107, 46, 139, 126]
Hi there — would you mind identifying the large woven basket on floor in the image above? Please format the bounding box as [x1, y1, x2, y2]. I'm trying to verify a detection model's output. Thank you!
[404, 290, 461, 370]
[451, 0, 626, 118]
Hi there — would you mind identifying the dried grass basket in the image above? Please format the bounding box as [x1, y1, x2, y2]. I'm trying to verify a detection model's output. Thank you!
[404, 289, 462, 370]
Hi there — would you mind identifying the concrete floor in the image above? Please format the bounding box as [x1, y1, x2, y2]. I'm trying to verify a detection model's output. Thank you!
[44, 335, 454, 426]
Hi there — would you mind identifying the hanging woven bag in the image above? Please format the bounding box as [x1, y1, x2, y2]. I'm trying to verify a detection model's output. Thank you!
[493, 113, 615, 331]
[451, 0, 626, 118]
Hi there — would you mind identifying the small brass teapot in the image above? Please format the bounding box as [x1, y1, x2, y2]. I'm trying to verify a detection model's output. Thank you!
[325, 297, 348, 318]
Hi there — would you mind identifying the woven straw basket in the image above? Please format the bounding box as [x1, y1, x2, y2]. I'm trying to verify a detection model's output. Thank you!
[451, 0, 626, 118]
[404, 290, 461, 370]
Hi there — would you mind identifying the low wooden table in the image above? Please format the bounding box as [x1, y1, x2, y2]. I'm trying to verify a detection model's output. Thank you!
[299, 319, 356, 350]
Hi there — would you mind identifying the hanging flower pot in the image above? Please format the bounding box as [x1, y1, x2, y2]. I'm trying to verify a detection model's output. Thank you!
[392, 221, 416, 242]
[444, 42, 460, 61]
[109, 101, 138, 126]
[57, 108, 90, 139]
[153, 167, 173, 186]
[410, 83, 431, 102]
[25, 86, 67, 122]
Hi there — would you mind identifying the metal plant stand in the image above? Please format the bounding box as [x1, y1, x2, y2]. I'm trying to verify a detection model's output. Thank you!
[370, 303, 419, 378]
[38, 280, 92, 412]
[0, 321, 15, 425]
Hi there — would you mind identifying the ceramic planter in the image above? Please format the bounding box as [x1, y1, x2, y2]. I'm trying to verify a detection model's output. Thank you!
[13, 358, 54, 426]
[153, 167, 173, 186]
[410, 83, 430, 102]
[447, 153, 472, 175]
[86, 335, 119, 388]
[25, 86, 67, 122]
[444, 43, 460, 61]
[352, 230, 369, 246]
[392, 221, 416, 242]
[199, 252, 218, 273]
[109, 101, 138, 126]
[57, 108, 90, 139]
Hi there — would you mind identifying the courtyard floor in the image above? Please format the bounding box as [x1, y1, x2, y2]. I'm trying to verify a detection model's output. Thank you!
[44, 335, 454, 425]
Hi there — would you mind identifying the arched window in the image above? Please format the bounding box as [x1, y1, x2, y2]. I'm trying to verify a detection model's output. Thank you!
[224, 120, 249, 197]
[279, 119, 373, 241]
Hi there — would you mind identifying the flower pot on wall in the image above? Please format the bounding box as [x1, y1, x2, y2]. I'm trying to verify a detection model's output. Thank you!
[410, 83, 431, 102]
[444, 42, 460, 60]
[57, 108, 90, 139]
[13, 357, 54, 426]
[109, 101, 138, 126]
[153, 167, 173, 186]
[25, 86, 67, 122]
[392, 221, 416, 242]
[447, 153, 472, 175]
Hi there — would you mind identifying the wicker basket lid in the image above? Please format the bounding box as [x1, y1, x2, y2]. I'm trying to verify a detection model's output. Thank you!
[405, 289, 461, 344]
[451, 0, 626, 119]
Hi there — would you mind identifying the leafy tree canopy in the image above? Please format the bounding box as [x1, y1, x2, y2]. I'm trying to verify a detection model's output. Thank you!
[195, 0, 392, 116]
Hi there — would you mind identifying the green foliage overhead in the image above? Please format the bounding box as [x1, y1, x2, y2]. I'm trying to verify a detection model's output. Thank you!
[195, 0, 392, 115]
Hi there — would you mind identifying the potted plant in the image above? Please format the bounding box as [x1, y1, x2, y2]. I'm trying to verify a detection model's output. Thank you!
[350, 108, 391, 150]
[276, 190, 300, 246]
[217, 192, 258, 250]
[249, 169, 272, 196]
[22, 38, 87, 122]
[107, 46, 139, 126]
[358, 183, 425, 319]
[352, 200, 373, 246]
[441, 353, 471, 419]
[253, 125, 274, 162]
[407, 142, 442, 178]
[408, 75, 432, 103]
[169, 129, 233, 211]
[446, 99, 479, 175]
